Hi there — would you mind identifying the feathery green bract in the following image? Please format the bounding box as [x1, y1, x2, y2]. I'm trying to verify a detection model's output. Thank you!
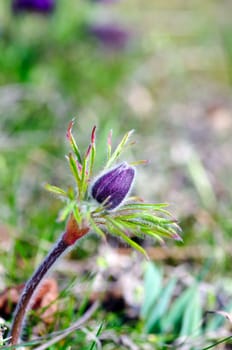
[66, 119, 82, 164]
[107, 129, 112, 160]
[80, 155, 87, 199]
[68, 152, 81, 190]
[89, 144, 95, 178]
[57, 201, 76, 222]
[106, 216, 148, 258]
[105, 129, 134, 169]
[44, 184, 68, 198]
[45, 121, 181, 256]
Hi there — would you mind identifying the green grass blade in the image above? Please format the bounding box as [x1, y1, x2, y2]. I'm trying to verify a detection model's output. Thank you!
[88, 322, 104, 350]
[161, 284, 197, 333]
[179, 286, 202, 337]
[141, 262, 163, 319]
[145, 277, 177, 333]
[201, 336, 232, 350]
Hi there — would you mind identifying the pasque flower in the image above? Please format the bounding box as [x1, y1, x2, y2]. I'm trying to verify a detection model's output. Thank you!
[12, 0, 55, 14]
[88, 22, 130, 49]
[91, 162, 135, 210]
[9, 121, 181, 347]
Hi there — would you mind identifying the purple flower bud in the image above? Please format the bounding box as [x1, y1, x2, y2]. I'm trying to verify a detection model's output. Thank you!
[91, 162, 135, 210]
[12, 0, 55, 14]
[88, 23, 130, 49]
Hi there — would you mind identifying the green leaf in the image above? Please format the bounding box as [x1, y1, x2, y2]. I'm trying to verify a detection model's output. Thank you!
[142, 230, 165, 244]
[139, 213, 174, 225]
[148, 225, 179, 240]
[89, 144, 95, 178]
[72, 205, 82, 225]
[116, 212, 173, 225]
[89, 216, 106, 239]
[161, 284, 198, 333]
[80, 156, 87, 199]
[57, 201, 76, 222]
[66, 119, 82, 164]
[105, 129, 134, 169]
[44, 184, 67, 198]
[179, 286, 202, 337]
[141, 263, 163, 319]
[145, 277, 177, 333]
[117, 216, 177, 241]
[106, 217, 148, 258]
[107, 129, 112, 160]
[68, 152, 81, 189]
[120, 203, 169, 211]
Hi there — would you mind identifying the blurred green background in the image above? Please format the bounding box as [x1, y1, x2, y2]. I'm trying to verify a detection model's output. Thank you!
[1, 1, 232, 349]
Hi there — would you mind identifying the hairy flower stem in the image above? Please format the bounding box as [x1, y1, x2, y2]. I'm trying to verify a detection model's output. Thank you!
[9, 213, 90, 347]
[9, 237, 69, 346]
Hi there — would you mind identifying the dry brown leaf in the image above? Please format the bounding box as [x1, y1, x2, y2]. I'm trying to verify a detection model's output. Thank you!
[0, 284, 24, 317]
[31, 278, 58, 324]
[0, 278, 58, 324]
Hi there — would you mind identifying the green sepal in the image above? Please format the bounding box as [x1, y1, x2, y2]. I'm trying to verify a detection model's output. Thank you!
[67, 152, 81, 190]
[67, 120, 82, 164]
[57, 201, 76, 222]
[105, 130, 134, 169]
[88, 216, 106, 239]
[72, 205, 82, 225]
[106, 217, 149, 259]
[80, 156, 88, 199]
[44, 183, 67, 198]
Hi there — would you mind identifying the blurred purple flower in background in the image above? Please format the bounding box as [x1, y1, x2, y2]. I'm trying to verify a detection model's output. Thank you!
[91, 0, 119, 4]
[91, 162, 135, 210]
[88, 22, 130, 49]
[12, 0, 55, 14]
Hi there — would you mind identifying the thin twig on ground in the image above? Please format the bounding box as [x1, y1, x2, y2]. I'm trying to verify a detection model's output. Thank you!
[33, 301, 99, 350]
